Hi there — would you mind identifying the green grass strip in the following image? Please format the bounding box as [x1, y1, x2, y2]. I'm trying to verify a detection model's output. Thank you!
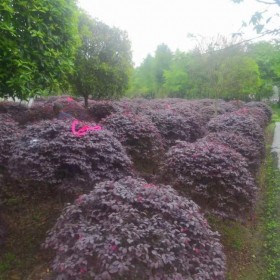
[263, 148, 280, 279]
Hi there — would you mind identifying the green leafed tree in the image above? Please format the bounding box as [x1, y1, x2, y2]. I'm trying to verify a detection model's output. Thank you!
[73, 11, 133, 107]
[127, 54, 156, 98]
[163, 51, 190, 98]
[153, 44, 173, 96]
[186, 35, 262, 101]
[247, 41, 280, 99]
[0, 0, 79, 100]
[127, 43, 173, 98]
[232, 0, 280, 35]
[218, 55, 261, 100]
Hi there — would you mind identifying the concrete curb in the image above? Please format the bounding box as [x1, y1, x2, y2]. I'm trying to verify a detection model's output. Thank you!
[271, 122, 280, 169]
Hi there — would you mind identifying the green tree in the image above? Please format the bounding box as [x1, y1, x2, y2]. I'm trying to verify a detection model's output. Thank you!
[163, 51, 190, 98]
[127, 54, 156, 98]
[232, 0, 280, 35]
[187, 36, 261, 101]
[127, 44, 173, 98]
[0, 0, 79, 100]
[248, 41, 280, 98]
[73, 12, 133, 107]
[218, 55, 261, 100]
[153, 44, 173, 96]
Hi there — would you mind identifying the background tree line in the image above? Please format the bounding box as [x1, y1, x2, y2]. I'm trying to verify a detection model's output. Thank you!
[0, 0, 279, 105]
[127, 38, 280, 101]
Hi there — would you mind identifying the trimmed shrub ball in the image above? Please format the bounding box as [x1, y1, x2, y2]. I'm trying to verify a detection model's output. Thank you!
[200, 132, 262, 174]
[189, 100, 231, 123]
[87, 100, 118, 122]
[228, 100, 245, 110]
[233, 107, 269, 129]
[245, 101, 272, 121]
[0, 101, 28, 114]
[207, 112, 265, 157]
[101, 112, 165, 171]
[0, 114, 20, 170]
[8, 120, 133, 195]
[20, 96, 90, 125]
[170, 103, 206, 140]
[43, 176, 226, 280]
[160, 141, 257, 220]
[145, 109, 200, 147]
[192, 100, 237, 123]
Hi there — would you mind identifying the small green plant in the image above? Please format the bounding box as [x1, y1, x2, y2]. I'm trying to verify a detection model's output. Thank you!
[0, 253, 17, 276]
[270, 104, 280, 123]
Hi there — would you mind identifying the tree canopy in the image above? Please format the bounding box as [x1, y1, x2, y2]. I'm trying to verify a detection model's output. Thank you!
[73, 11, 133, 107]
[127, 37, 278, 101]
[232, 0, 280, 35]
[0, 0, 79, 100]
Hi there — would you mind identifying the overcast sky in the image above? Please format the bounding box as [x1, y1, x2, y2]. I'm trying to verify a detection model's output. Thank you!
[77, 0, 272, 66]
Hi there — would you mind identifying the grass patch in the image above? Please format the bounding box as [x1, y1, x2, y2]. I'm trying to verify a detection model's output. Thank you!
[262, 148, 280, 279]
[0, 187, 64, 280]
[208, 119, 279, 280]
[271, 104, 280, 123]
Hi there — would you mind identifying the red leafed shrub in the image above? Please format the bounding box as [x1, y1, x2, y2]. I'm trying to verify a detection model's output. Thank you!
[207, 112, 265, 157]
[197, 101, 237, 123]
[144, 109, 200, 147]
[0, 114, 20, 170]
[170, 104, 206, 139]
[200, 132, 262, 174]
[43, 176, 226, 280]
[233, 107, 269, 128]
[0, 101, 28, 123]
[228, 100, 245, 110]
[87, 100, 118, 122]
[0, 213, 7, 249]
[245, 101, 272, 121]
[101, 112, 165, 171]
[160, 141, 257, 220]
[8, 120, 133, 195]
[21, 96, 90, 125]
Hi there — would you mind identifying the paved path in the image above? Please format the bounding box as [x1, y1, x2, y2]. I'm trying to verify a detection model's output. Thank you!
[271, 122, 280, 168]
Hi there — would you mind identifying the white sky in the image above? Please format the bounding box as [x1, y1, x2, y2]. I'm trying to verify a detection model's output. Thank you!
[77, 0, 274, 66]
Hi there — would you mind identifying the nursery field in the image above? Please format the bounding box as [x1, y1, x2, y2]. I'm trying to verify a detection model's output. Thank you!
[0, 97, 277, 280]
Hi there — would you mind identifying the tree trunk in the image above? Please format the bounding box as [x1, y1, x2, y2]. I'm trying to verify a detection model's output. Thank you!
[84, 95, 89, 108]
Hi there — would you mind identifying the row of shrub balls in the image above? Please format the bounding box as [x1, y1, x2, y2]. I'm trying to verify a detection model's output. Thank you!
[0, 96, 272, 279]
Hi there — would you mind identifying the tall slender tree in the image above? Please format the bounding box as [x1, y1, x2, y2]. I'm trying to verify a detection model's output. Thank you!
[73, 12, 133, 107]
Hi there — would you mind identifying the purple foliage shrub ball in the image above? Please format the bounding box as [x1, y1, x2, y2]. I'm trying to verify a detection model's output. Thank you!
[160, 141, 257, 220]
[0, 101, 28, 123]
[200, 132, 262, 174]
[43, 176, 226, 280]
[228, 100, 245, 110]
[245, 101, 272, 121]
[190, 100, 237, 123]
[0, 101, 27, 114]
[233, 107, 269, 128]
[169, 104, 206, 140]
[207, 112, 265, 157]
[8, 120, 133, 195]
[101, 112, 165, 170]
[87, 100, 118, 122]
[21, 96, 90, 125]
[145, 109, 200, 147]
